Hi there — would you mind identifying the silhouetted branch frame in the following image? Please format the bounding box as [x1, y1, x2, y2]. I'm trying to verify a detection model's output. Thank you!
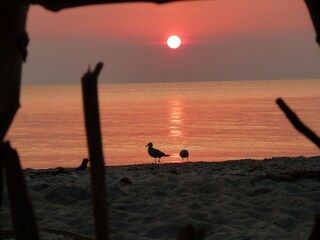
[0, 1, 319, 240]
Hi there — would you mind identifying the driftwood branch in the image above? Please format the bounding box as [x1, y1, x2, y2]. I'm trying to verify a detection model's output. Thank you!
[81, 62, 109, 240]
[29, 0, 194, 12]
[0, 142, 39, 240]
[276, 98, 320, 148]
[304, 0, 320, 47]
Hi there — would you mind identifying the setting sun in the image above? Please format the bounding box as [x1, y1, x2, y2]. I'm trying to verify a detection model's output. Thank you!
[167, 35, 181, 49]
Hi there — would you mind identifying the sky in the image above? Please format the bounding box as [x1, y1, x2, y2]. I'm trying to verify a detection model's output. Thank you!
[24, 0, 320, 85]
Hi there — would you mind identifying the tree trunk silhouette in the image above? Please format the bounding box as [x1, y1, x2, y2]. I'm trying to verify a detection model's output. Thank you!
[0, 142, 39, 240]
[81, 62, 109, 240]
[0, 4, 31, 238]
[0, 3, 29, 142]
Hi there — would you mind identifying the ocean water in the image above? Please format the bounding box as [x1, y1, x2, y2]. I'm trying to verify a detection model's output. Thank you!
[7, 79, 320, 168]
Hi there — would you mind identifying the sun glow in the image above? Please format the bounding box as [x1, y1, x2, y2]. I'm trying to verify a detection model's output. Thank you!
[167, 35, 181, 49]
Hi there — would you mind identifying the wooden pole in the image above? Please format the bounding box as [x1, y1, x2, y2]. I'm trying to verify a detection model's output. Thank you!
[0, 142, 39, 240]
[81, 62, 109, 240]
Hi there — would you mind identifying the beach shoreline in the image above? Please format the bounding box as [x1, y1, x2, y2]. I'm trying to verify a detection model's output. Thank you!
[1, 156, 320, 239]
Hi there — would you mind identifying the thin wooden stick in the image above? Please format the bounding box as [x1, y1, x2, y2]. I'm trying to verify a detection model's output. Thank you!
[0, 142, 39, 240]
[276, 98, 320, 148]
[81, 62, 109, 240]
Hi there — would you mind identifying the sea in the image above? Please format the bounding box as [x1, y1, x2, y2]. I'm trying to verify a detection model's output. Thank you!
[7, 79, 320, 169]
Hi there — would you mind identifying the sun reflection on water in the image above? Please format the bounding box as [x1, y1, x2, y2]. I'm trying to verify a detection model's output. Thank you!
[168, 100, 184, 137]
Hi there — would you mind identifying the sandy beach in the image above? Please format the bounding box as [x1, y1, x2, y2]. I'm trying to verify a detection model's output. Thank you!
[1, 156, 320, 239]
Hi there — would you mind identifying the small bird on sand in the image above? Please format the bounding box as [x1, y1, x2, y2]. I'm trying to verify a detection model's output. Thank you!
[77, 158, 90, 170]
[180, 149, 189, 161]
[145, 142, 170, 164]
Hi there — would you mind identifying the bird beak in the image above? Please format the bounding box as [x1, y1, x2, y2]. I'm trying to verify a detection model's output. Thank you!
[145, 144, 148, 147]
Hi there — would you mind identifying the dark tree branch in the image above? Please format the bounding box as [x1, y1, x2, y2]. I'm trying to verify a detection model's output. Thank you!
[304, 0, 320, 46]
[0, 142, 39, 240]
[29, 0, 194, 12]
[276, 98, 320, 149]
[81, 62, 109, 240]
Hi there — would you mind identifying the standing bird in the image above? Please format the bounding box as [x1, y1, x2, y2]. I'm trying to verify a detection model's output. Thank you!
[145, 142, 170, 164]
[77, 158, 90, 170]
[180, 149, 189, 161]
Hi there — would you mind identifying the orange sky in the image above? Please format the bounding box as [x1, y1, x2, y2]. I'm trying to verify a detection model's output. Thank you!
[24, 0, 320, 85]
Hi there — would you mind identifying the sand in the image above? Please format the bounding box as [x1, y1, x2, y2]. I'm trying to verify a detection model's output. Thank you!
[1, 156, 320, 239]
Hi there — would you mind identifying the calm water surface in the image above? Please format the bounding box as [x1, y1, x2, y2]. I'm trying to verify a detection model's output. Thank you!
[7, 79, 320, 168]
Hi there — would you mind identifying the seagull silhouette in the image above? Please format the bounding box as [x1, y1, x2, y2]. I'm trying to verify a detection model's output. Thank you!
[180, 149, 189, 161]
[77, 158, 90, 170]
[145, 142, 169, 164]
